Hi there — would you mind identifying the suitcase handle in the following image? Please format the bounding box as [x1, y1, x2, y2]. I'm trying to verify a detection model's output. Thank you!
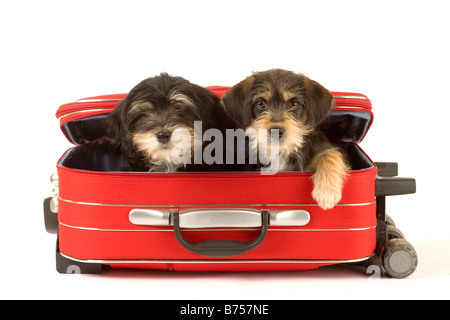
[375, 176, 416, 196]
[172, 210, 269, 258]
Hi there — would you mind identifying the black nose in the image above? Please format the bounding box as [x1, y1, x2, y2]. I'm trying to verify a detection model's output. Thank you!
[269, 126, 285, 139]
[156, 130, 172, 144]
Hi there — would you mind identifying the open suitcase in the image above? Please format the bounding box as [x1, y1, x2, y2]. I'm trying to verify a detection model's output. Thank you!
[44, 87, 418, 278]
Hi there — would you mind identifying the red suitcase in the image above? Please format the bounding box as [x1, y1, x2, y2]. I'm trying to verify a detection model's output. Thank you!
[44, 87, 418, 278]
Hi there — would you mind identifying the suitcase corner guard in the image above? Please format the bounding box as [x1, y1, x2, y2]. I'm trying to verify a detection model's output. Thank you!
[129, 208, 311, 258]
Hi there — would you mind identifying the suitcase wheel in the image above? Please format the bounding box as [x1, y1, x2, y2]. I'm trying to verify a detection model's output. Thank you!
[385, 214, 396, 227]
[387, 225, 405, 241]
[43, 197, 58, 234]
[382, 238, 418, 279]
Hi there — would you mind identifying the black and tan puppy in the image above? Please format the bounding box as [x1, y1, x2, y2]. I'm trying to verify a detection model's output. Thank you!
[222, 69, 350, 209]
[105, 73, 235, 172]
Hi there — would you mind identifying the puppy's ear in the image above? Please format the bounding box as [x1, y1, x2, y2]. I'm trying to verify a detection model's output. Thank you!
[190, 85, 225, 129]
[304, 77, 334, 128]
[221, 76, 254, 128]
[104, 95, 132, 146]
[104, 95, 145, 168]
[104, 76, 158, 145]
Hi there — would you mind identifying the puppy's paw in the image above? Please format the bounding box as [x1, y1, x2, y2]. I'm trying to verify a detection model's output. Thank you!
[310, 148, 349, 210]
[312, 184, 343, 210]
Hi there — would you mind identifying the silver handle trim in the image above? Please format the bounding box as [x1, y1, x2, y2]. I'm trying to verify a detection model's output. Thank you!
[179, 209, 262, 228]
[129, 208, 310, 228]
[129, 209, 170, 226]
[269, 209, 311, 226]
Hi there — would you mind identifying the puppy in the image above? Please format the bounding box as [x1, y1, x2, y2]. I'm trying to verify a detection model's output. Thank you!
[105, 73, 235, 172]
[222, 69, 350, 210]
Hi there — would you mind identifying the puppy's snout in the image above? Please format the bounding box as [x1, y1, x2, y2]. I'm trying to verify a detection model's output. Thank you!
[269, 126, 285, 139]
[156, 130, 172, 144]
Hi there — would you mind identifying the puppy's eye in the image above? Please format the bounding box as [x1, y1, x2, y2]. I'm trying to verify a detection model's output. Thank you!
[255, 101, 266, 110]
[290, 100, 300, 109]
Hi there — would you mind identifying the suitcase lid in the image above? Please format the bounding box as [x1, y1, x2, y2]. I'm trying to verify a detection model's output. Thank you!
[322, 92, 373, 144]
[56, 87, 373, 145]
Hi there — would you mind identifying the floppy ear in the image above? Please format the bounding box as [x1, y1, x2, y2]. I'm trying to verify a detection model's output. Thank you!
[304, 77, 334, 128]
[104, 76, 158, 145]
[104, 96, 132, 146]
[221, 75, 254, 128]
[189, 85, 225, 130]
[104, 95, 146, 169]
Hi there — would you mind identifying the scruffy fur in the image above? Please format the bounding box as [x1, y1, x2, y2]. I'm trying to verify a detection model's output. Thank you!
[104, 73, 235, 172]
[222, 69, 350, 209]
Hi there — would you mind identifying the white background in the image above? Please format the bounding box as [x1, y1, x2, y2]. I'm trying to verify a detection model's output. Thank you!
[1, 0, 449, 300]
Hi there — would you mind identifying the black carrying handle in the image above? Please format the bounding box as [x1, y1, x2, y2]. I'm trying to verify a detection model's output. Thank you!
[375, 176, 416, 196]
[172, 210, 269, 258]
[375, 162, 416, 196]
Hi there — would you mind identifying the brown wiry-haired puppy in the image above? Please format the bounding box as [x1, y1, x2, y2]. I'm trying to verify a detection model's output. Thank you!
[222, 69, 350, 210]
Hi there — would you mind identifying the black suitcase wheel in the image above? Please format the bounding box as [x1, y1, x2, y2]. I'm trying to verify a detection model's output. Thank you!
[387, 225, 405, 241]
[43, 197, 58, 234]
[382, 239, 418, 278]
[385, 214, 396, 227]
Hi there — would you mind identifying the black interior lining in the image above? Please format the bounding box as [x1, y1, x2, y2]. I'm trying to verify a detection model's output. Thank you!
[61, 110, 373, 146]
[58, 143, 374, 173]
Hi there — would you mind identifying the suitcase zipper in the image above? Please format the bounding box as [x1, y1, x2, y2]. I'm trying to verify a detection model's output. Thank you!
[56, 95, 126, 121]
[56, 91, 372, 124]
[332, 93, 372, 111]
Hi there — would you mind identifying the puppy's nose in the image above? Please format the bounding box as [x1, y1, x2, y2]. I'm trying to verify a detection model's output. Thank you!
[156, 130, 172, 144]
[269, 126, 285, 139]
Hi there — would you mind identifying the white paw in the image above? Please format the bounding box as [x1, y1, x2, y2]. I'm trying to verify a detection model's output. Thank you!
[312, 185, 342, 210]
